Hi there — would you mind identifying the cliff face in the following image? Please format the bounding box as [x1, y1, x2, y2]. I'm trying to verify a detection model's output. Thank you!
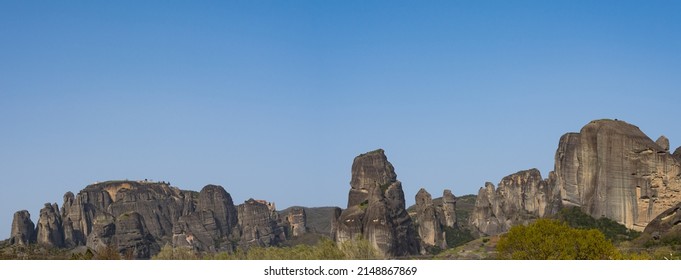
[335, 149, 419, 257]
[554, 120, 681, 230]
[470, 169, 559, 235]
[9, 210, 35, 246]
[237, 199, 286, 248]
[470, 119, 681, 235]
[10, 180, 286, 258]
[414, 188, 456, 250]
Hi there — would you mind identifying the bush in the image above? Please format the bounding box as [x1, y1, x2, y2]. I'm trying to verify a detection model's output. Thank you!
[207, 237, 380, 260]
[153, 244, 200, 260]
[497, 219, 620, 260]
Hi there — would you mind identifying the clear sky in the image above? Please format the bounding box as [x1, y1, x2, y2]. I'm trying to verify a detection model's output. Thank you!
[1, 1, 679, 237]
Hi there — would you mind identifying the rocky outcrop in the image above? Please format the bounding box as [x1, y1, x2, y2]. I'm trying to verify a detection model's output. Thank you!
[470, 169, 560, 236]
[554, 119, 681, 231]
[279, 206, 340, 237]
[334, 149, 419, 257]
[114, 212, 158, 259]
[440, 190, 457, 228]
[237, 199, 285, 247]
[10, 180, 271, 258]
[415, 189, 446, 249]
[9, 210, 35, 246]
[285, 207, 307, 237]
[471, 119, 681, 235]
[36, 203, 64, 247]
[673, 146, 681, 162]
[656, 136, 670, 152]
[642, 202, 681, 244]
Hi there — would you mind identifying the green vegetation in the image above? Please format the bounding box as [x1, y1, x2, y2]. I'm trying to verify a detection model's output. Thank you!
[359, 200, 369, 210]
[452, 194, 477, 226]
[496, 219, 620, 260]
[443, 226, 475, 248]
[555, 207, 640, 242]
[205, 237, 381, 260]
[152, 244, 200, 260]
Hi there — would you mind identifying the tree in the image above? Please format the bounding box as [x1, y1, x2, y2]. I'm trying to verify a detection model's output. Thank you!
[496, 219, 619, 260]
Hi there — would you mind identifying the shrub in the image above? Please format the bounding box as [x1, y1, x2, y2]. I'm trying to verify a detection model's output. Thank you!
[153, 244, 200, 260]
[497, 219, 620, 260]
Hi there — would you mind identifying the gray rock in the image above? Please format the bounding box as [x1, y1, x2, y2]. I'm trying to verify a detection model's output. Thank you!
[554, 119, 681, 231]
[415, 188, 446, 249]
[9, 210, 35, 246]
[441, 190, 457, 228]
[11, 180, 253, 258]
[35, 203, 64, 247]
[673, 146, 681, 162]
[197, 184, 239, 237]
[237, 199, 285, 248]
[640, 202, 681, 248]
[285, 207, 307, 237]
[114, 212, 158, 259]
[470, 169, 559, 236]
[656, 135, 670, 152]
[86, 213, 116, 252]
[335, 149, 419, 257]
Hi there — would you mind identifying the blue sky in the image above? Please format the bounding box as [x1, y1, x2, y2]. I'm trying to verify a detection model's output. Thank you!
[1, 1, 679, 237]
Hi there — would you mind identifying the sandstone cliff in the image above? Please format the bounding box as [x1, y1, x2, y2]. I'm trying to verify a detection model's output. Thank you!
[642, 202, 681, 243]
[554, 119, 681, 231]
[470, 169, 560, 235]
[334, 149, 419, 257]
[471, 119, 681, 235]
[414, 188, 447, 250]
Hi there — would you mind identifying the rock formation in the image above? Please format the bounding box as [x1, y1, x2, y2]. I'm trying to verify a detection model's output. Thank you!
[114, 212, 158, 259]
[673, 146, 681, 162]
[334, 149, 419, 257]
[471, 119, 681, 235]
[8, 180, 285, 258]
[36, 203, 64, 247]
[285, 207, 307, 237]
[9, 210, 35, 246]
[440, 190, 457, 228]
[414, 188, 446, 249]
[279, 206, 340, 237]
[643, 202, 681, 242]
[470, 169, 560, 236]
[237, 199, 285, 248]
[656, 136, 670, 152]
[554, 119, 681, 231]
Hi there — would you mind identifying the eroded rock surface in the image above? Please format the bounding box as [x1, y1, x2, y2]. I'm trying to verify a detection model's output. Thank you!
[11, 180, 254, 258]
[554, 119, 681, 230]
[334, 149, 419, 257]
[441, 190, 457, 228]
[9, 210, 35, 246]
[471, 119, 681, 235]
[285, 207, 307, 237]
[36, 203, 64, 247]
[656, 135, 670, 152]
[643, 202, 681, 239]
[237, 199, 285, 247]
[470, 169, 560, 235]
[415, 189, 446, 249]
